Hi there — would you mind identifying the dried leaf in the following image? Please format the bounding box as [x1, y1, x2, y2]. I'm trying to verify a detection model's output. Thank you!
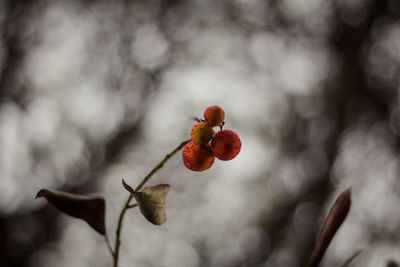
[132, 184, 170, 225]
[36, 189, 106, 235]
[308, 188, 351, 267]
[122, 179, 134, 193]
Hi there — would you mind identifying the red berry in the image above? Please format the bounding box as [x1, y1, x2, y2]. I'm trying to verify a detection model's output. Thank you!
[204, 105, 225, 127]
[211, 130, 241, 161]
[182, 141, 215, 171]
[191, 122, 214, 145]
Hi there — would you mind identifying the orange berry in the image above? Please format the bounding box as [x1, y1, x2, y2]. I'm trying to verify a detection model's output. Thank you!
[182, 141, 215, 171]
[211, 130, 241, 161]
[204, 105, 225, 127]
[191, 122, 214, 145]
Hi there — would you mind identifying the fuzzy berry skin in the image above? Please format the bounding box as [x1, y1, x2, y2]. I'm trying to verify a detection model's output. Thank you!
[182, 141, 215, 171]
[204, 105, 225, 127]
[191, 122, 215, 145]
[211, 130, 241, 161]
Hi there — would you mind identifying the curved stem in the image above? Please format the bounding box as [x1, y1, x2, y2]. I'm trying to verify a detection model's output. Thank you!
[134, 139, 190, 192]
[127, 203, 138, 209]
[113, 194, 133, 267]
[104, 231, 114, 257]
[112, 139, 190, 267]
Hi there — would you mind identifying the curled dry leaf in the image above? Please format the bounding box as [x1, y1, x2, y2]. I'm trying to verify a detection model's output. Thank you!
[132, 184, 171, 225]
[122, 179, 134, 193]
[36, 189, 106, 235]
[308, 188, 351, 267]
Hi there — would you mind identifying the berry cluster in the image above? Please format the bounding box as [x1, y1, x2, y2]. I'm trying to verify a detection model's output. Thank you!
[182, 105, 241, 171]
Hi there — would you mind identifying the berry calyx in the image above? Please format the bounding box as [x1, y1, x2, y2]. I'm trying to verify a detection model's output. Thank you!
[182, 141, 215, 171]
[191, 122, 215, 145]
[204, 105, 225, 127]
[211, 130, 241, 161]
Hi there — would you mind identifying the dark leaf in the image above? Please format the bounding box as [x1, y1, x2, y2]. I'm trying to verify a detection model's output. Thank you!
[387, 259, 400, 267]
[122, 179, 134, 193]
[132, 184, 170, 225]
[308, 188, 351, 267]
[36, 189, 106, 235]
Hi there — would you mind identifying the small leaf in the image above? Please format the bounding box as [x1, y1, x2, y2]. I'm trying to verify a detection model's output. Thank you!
[36, 189, 106, 235]
[122, 179, 134, 193]
[308, 188, 351, 267]
[132, 184, 170, 225]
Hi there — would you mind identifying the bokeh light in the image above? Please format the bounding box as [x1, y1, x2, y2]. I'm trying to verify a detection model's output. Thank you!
[0, 0, 400, 267]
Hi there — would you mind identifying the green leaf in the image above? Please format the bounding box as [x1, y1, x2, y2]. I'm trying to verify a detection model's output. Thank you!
[308, 188, 351, 267]
[36, 189, 106, 235]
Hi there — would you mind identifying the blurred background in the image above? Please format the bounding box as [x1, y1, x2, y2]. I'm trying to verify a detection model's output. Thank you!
[1, 0, 400, 266]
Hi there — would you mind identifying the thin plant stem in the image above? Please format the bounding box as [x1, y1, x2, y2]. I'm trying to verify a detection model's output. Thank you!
[134, 139, 190, 192]
[104, 231, 114, 257]
[127, 203, 138, 209]
[112, 139, 190, 267]
[113, 194, 133, 267]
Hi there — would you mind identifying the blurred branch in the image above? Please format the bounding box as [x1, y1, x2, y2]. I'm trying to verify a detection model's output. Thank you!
[0, 2, 61, 267]
[104, 231, 115, 257]
[340, 250, 362, 267]
[0, 0, 35, 105]
[127, 203, 138, 209]
[250, 1, 394, 266]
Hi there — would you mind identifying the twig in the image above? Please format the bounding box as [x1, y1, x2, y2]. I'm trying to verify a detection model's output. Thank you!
[134, 139, 190, 192]
[104, 230, 114, 257]
[112, 139, 190, 267]
[127, 203, 138, 209]
[113, 194, 133, 267]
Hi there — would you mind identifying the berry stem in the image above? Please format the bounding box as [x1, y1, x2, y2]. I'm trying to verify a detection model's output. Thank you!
[134, 139, 191, 191]
[127, 203, 138, 209]
[220, 121, 225, 130]
[112, 139, 191, 267]
[104, 230, 114, 257]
